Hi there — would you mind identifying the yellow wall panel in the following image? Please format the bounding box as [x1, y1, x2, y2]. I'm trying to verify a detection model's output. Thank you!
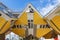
[36, 28, 51, 38]
[0, 21, 11, 34]
[0, 17, 6, 29]
[12, 28, 25, 38]
[15, 12, 28, 25]
[52, 16, 60, 30]
[47, 19, 60, 33]
[33, 12, 47, 25]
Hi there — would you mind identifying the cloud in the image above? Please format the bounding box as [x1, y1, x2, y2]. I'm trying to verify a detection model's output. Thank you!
[57, 0, 60, 3]
[40, 4, 55, 16]
[38, 0, 59, 16]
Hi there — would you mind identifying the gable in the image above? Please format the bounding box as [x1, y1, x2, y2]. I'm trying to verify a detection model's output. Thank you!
[17, 3, 47, 25]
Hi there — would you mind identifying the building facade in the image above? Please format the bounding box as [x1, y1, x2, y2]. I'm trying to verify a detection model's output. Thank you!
[0, 2, 60, 40]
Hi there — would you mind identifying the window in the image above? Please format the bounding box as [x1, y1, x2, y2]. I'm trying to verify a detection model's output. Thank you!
[29, 6, 34, 13]
[12, 25, 16, 28]
[30, 23, 33, 28]
[40, 25, 42, 28]
[31, 20, 33, 22]
[17, 25, 19, 28]
[43, 25, 45, 28]
[20, 25, 22, 28]
[28, 20, 30, 22]
[29, 6, 31, 8]
[28, 23, 30, 28]
[28, 20, 33, 28]
[30, 8, 34, 13]
[40, 24, 50, 28]
[0, 14, 2, 16]
[46, 24, 50, 28]
[40, 25, 48, 28]
[12, 25, 22, 28]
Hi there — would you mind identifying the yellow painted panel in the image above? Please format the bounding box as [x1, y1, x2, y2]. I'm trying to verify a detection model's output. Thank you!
[36, 28, 51, 38]
[0, 21, 11, 34]
[52, 16, 60, 30]
[33, 12, 47, 25]
[0, 17, 6, 29]
[15, 12, 28, 25]
[47, 20, 60, 33]
[12, 28, 25, 38]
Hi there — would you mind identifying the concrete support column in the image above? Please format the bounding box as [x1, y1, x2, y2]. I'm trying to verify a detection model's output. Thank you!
[0, 33, 5, 40]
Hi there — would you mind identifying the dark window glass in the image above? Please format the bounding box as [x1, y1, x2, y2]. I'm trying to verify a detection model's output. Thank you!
[31, 20, 33, 22]
[46, 24, 50, 28]
[29, 6, 31, 8]
[30, 8, 34, 13]
[20, 25, 22, 28]
[31, 23, 33, 28]
[40, 25, 42, 28]
[28, 20, 33, 28]
[43, 25, 45, 28]
[29, 6, 34, 13]
[28, 20, 30, 22]
[0, 14, 2, 16]
[12, 25, 16, 28]
[28, 23, 30, 28]
[17, 25, 19, 28]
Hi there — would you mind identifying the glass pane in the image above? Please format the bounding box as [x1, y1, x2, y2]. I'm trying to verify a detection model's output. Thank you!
[17, 25, 19, 28]
[30, 8, 34, 13]
[28, 20, 30, 22]
[12, 25, 16, 28]
[0, 13, 2, 16]
[28, 23, 30, 28]
[43, 25, 45, 28]
[20, 25, 22, 28]
[31, 23, 33, 28]
[46, 24, 50, 28]
[40, 25, 42, 28]
[31, 20, 33, 22]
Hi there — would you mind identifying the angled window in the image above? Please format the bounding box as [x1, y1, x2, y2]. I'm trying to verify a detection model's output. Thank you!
[46, 24, 50, 28]
[12, 25, 16, 28]
[20, 25, 22, 28]
[43, 25, 45, 28]
[16, 25, 19, 28]
[40, 25, 42, 28]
